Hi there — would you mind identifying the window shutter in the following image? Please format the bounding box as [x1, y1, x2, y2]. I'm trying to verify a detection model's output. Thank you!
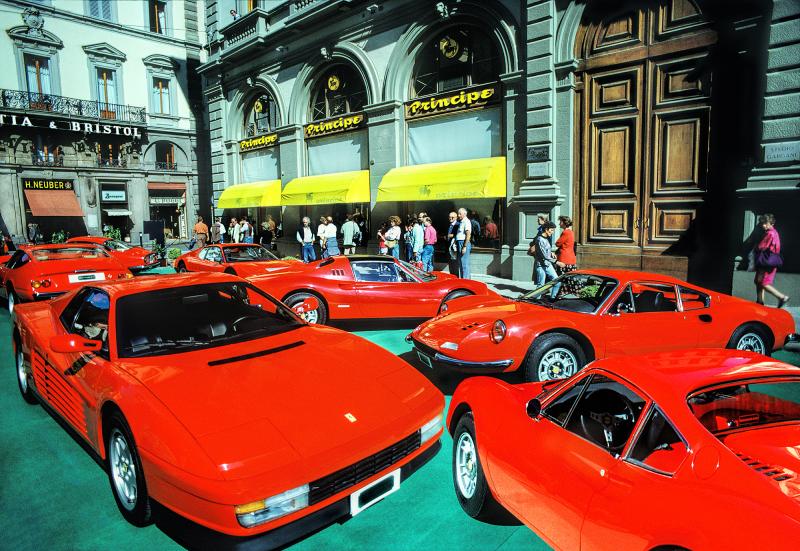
[88, 0, 100, 18]
[101, 0, 112, 20]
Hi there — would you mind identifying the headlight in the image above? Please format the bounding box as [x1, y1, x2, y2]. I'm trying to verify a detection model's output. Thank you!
[235, 484, 310, 528]
[490, 320, 507, 344]
[420, 414, 442, 444]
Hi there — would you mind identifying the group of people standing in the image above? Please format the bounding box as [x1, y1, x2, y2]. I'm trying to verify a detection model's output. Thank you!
[529, 213, 576, 288]
[192, 215, 279, 249]
[296, 212, 367, 263]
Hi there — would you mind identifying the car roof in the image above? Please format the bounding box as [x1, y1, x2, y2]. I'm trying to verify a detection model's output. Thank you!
[67, 236, 106, 243]
[344, 254, 399, 263]
[571, 268, 703, 287]
[82, 271, 243, 298]
[23, 243, 105, 251]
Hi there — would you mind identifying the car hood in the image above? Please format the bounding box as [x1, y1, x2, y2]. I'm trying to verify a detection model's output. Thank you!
[414, 298, 542, 344]
[229, 260, 298, 276]
[120, 326, 441, 479]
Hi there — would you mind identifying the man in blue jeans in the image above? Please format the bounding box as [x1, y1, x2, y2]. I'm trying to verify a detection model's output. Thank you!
[456, 208, 472, 279]
[533, 221, 559, 296]
[296, 216, 316, 262]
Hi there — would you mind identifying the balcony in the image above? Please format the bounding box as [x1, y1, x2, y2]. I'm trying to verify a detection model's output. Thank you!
[154, 161, 178, 171]
[1, 89, 146, 124]
[97, 157, 128, 168]
[31, 153, 64, 167]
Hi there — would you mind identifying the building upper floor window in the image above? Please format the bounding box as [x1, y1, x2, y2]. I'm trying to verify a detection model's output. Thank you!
[152, 77, 171, 114]
[88, 0, 114, 21]
[155, 141, 177, 170]
[96, 142, 125, 167]
[149, 0, 168, 34]
[96, 68, 118, 118]
[24, 54, 52, 96]
[32, 136, 63, 167]
[412, 26, 501, 97]
[246, 93, 278, 136]
[311, 64, 367, 121]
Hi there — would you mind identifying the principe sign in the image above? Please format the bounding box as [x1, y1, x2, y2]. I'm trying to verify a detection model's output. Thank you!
[304, 113, 365, 139]
[22, 177, 74, 191]
[239, 133, 278, 152]
[405, 83, 500, 120]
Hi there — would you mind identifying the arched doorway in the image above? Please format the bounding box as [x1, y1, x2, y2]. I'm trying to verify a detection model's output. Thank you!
[574, 0, 716, 277]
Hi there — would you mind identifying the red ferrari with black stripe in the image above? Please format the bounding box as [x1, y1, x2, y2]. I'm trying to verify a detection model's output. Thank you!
[11, 272, 443, 549]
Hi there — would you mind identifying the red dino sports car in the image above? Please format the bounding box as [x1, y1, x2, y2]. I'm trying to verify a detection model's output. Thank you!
[174, 243, 293, 277]
[1, 244, 132, 313]
[447, 349, 800, 550]
[244, 255, 494, 325]
[67, 236, 159, 273]
[11, 272, 443, 549]
[411, 269, 798, 381]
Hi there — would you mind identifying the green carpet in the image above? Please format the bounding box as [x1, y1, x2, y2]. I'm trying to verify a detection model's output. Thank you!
[1, 304, 798, 550]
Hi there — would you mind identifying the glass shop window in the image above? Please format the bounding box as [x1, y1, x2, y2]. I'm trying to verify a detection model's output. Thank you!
[310, 64, 366, 121]
[245, 93, 279, 137]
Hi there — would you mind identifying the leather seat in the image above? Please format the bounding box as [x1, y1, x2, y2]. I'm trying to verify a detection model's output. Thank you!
[635, 290, 663, 313]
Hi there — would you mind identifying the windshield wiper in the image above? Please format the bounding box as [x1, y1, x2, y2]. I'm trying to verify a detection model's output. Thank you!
[516, 295, 555, 308]
[123, 338, 210, 356]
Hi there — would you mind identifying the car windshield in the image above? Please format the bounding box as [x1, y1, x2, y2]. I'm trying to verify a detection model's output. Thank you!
[518, 274, 618, 313]
[116, 282, 304, 358]
[688, 378, 800, 434]
[224, 246, 278, 263]
[399, 260, 436, 282]
[32, 246, 110, 261]
[106, 240, 133, 251]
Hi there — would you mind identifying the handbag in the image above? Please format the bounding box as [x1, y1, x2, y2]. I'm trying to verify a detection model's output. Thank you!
[756, 249, 783, 269]
[385, 239, 398, 248]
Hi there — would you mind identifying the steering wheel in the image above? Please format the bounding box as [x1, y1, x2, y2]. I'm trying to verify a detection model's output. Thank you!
[231, 314, 261, 333]
[579, 389, 637, 452]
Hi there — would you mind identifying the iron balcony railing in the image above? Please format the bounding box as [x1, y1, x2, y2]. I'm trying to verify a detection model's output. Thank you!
[31, 154, 64, 167]
[1, 89, 146, 124]
[154, 161, 178, 170]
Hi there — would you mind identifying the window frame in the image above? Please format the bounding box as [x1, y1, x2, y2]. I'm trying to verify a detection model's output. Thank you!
[244, 92, 279, 137]
[143, 55, 179, 125]
[146, 0, 171, 36]
[84, 0, 118, 23]
[542, 374, 592, 427]
[351, 260, 404, 283]
[309, 64, 367, 122]
[677, 285, 710, 312]
[623, 404, 689, 477]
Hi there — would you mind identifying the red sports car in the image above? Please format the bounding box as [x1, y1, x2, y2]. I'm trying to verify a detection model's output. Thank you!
[1, 244, 132, 313]
[11, 272, 443, 548]
[67, 236, 158, 273]
[244, 255, 494, 325]
[447, 349, 800, 550]
[410, 269, 798, 381]
[175, 243, 293, 277]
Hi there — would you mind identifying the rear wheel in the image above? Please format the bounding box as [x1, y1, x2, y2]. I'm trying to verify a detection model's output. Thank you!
[438, 289, 474, 314]
[727, 324, 771, 356]
[524, 333, 587, 382]
[285, 292, 328, 325]
[7, 285, 18, 314]
[106, 411, 152, 527]
[15, 341, 37, 404]
[176, 262, 187, 273]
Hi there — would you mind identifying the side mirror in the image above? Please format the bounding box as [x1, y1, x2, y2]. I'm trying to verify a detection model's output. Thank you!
[50, 334, 102, 354]
[526, 398, 542, 420]
[292, 296, 319, 315]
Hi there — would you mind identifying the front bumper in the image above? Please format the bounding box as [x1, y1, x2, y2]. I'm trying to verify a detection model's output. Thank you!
[154, 440, 441, 551]
[32, 291, 65, 301]
[409, 337, 514, 373]
[129, 260, 161, 273]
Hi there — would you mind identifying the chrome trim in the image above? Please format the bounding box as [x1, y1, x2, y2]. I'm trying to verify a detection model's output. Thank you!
[432, 351, 513, 369]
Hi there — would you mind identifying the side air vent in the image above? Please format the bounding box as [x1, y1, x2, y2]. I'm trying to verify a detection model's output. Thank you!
[461, 322, 482, 331]
[735, 452, 797, 484]
[330, 269, 346, 276]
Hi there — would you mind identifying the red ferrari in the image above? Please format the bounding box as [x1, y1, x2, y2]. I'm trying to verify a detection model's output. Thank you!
[67, 236, 159, 273]
[11, 272, 443, 548]
[174, 243, 293, 277]
[447, 349, 800, 550]
[1, 244, 132, 313]
[410, 269, 798, 381]
[244, 255, 494, 325]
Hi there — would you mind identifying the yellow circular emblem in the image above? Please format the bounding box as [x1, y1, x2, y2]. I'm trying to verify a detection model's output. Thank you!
[327, 75, 340, 91]
[253, 100, 263, 113]
[439, 36, 459, 59]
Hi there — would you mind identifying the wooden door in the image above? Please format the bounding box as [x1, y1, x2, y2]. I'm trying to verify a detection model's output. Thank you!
[576, 0, 716, 277]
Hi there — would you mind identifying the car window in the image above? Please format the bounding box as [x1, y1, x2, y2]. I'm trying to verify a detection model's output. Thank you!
[627, 406, 688, 475]
[543, 375, 590, 426]
[105, 240, 132, 251]
[679, 286, 709, 311]
[60, 287, 91, 330]
[31, 246, 110, 261]
[627, 283, 678, 313]
[70, 289, 111, 358]
[224, 246, 277, 262]
[351, 261, 401, 283]
[200, 247, 222, 263]
[6, 250, 30, 269]
[564, 374, 648, 456]
[519, 274, 618, 314]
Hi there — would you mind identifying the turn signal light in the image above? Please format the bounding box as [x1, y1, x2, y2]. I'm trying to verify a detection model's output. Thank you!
[31, 279, 51, 289]
[118, 272, 134, 279]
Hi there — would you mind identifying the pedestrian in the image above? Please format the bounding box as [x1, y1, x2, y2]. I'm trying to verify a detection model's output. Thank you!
[377, 221, 388, 255]
[483, 217, 499, 249]
[296, 216, 316, 262]
[317, 216, 328, 258]
[230, 9, 240, 20]
[446, 211, 459, 276]
[214, 217, 226, 244]
[536, 213, 549, 236]
[325, 216, 340, 256]
[383, 216, 402, 259]
[531, 221, 558, 292]
[412, 216, 424, 263]
[341, 213, 360, 256]
[754, 213, 790, 307]
[402, 218, 413, 261]
[193, 216, 209, 248]
[422, 216, 436, 272]
[240, 217, 253, 243]
[469, 210, 481, 247]
[456, 208, 472, 279]
[355, 212, 368, 249]
[229, 217, 240, 243]
[555, 216, 577, 292]
[262, 214, 276, 249]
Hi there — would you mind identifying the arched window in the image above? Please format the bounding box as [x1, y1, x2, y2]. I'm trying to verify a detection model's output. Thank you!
[412, 26, 501, 97]
[245, 93, 278, 136]
[310, 64, 367, 121]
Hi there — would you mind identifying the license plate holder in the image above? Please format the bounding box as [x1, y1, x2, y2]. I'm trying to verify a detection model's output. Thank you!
[68, 272, 103, 283]
[349, 469, 400, 517]
[416, 350, 433, 369]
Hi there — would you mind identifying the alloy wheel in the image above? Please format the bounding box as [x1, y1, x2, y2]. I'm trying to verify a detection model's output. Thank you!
[736, 332, 766, 355]
[538, 347, 578, 380]
[109, 429, 138, 511]
[455, 432, 478, 499]
[16, 348, 27, 393]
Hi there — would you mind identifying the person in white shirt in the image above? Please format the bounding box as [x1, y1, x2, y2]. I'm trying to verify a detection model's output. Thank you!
[456, 207, 472, 279]
[317, 216, 328, 258]
[324, 216, 340, 256]
[296, 216, 316, 262]
[383, 216, 402, 259]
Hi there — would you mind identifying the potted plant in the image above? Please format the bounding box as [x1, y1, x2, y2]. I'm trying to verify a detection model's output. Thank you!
[167, 247, 182, 268]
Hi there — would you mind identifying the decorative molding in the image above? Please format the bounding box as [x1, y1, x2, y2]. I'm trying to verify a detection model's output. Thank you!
[82, 42, 126, 64]
[142, 54, 178, 72]
[7, 8, 63, 50]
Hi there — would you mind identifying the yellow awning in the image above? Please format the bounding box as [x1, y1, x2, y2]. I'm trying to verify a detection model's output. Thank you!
[376, 157, 506, 202]
[281, 170, 370, 205]
[217, 180, 282, 208]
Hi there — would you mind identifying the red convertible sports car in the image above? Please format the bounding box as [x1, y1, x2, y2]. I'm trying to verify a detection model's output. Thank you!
[11, 272, 443, 549]
[67, 236, 159, 273]
[411, 269, 798, 381]
[174, 243, 293, 277]
[447, 349, 800, 550]
[244, 255, 494, 325]
[1, 244, 132, 313]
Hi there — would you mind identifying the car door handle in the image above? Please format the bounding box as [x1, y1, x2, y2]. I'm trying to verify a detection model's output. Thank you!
[699, 314, 713, 323]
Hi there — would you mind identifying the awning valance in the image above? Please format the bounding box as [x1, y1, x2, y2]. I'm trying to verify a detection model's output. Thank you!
[24, 189, 84, 217]
[375, 157, 506, 202]
[217, 180, 282, 209]
[103, 209, 133, 217]
[281, 170, 370, 206]
[147, 182, 186, 191]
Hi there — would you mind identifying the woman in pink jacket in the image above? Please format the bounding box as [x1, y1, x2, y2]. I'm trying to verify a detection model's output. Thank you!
[754, 213, 789, 308]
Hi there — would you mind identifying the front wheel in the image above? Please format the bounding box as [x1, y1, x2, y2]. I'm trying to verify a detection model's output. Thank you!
[15, 342, 37, 404]
[105, 411, 152, 527]
[285, 292, 328, 325]
[176, 262, 187, 273]
[524, 333, 587, 382]
[727, 324, 771, 356]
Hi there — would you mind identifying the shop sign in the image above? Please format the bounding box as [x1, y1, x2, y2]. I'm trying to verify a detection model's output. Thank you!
[405, 83, 500, 120]
[239, 133, 278, 152]
[0, 112, 142, 137]
[149, 196, 182, 205]
[22, 177, 74, 191]
[304, 113, 365, 139]
[764, 141, 800, 163]
[101, 190, 127, 202]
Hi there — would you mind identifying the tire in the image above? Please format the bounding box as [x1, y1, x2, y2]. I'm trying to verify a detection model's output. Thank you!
[438, 289, 474, 314]
[524, 333, 587, 382]
[105, 411, 152, 527]
[7, 285, 18, 314]
[452, 412, 518, 525]
[285, 292, 328, 325]
[727, 324, 772, 356]
[176, 262, 187, 273]
[14, 339, 37, 404]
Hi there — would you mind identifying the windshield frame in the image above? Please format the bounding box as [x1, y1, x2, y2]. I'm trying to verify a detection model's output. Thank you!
[398, 259, 437, 282]
[114, 281, 306, 359]
[518, 273, 619, 314]
[222, 245, 279, 263]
